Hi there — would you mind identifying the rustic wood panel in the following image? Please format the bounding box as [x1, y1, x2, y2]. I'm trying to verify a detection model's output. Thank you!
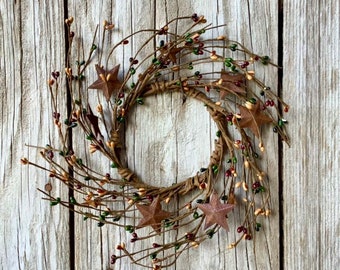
[8, 0, 340, 269]
[282, 0, 340, 269]
[1, 1, 277, 269]
[66, 2, 118, 269]
[64, 1, 280, 269]
[0, 1, 69, 270]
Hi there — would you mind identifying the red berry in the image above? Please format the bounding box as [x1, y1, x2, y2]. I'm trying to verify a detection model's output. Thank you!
[237, 226, 244, 233]
[186, 233, 195, 240]
[252, 181, 261, 189]
[226, 114, 233, 122]
[52, 71, 60, 79]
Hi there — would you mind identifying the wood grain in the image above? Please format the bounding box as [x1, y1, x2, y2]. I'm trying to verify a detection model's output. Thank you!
[2, 0, 339, 269]
[63, 1, 280, 269]
[283, 0, 340, 269]
[0, 1, 69, 269]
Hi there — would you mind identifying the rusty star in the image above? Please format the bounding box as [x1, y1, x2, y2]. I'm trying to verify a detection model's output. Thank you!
[197, 192, 234, 231]
[136, 196, 172, 233]
[237, 101, 273, 137]
[88, 64, 122, 100]
[160, 42, 183, 64]
[215, 71, 246, 99]
[85, 105, 103, 140]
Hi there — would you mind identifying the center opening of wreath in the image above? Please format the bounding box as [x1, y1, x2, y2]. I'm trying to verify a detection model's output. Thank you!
[125, 92, 218, 188]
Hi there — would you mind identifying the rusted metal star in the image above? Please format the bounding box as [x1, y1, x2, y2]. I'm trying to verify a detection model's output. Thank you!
[136, 196, 172, 233]
[85, 105, 103, 140]
[197, 192, 234, 231]
[215, 71, 246, 99]
[236, 101, 273, 137]
[160, 42, 183, 64]
[88, 64, 122, 100]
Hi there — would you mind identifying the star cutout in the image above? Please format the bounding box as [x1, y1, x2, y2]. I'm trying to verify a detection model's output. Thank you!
[215, 71, 246, 99]
[88, 64, 122, 100]
[160, 42, 183, 63]
[85, 105, 103, 140]
[197, 192, 234, 231]
[237, 102, 273, 137]
[136, 196, 172, 233]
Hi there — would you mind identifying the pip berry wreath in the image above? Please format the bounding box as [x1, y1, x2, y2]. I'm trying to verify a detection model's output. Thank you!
[22, 14, 290, 269]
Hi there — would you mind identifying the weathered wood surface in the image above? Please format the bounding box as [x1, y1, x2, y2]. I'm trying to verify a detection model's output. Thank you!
[282, 1, 340, 269]
[0, 1, 69, 270]
[0, 0, 338, 269]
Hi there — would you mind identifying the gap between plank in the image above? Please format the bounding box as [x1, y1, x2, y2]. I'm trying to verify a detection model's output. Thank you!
[278, 1, 284, 270]
[63, 1, 75, 269]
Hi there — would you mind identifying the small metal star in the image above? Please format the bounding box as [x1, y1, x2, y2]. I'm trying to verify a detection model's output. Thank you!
[136, 196, 172, 233]
[88, 64, 122, 100]
[85, 105, 103, 140]
[237, 102, 273, 137]
[216, 71, 246, 99]
[197, 192, 234, 231]
[160, 42, 183, 64]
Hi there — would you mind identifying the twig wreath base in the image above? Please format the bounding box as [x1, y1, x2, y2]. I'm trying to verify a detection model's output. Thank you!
[22, 14, 290, 269]
[114, 83, 227, 194]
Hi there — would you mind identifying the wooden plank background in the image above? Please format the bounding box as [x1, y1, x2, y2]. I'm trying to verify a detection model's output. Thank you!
[0, 0, 339, 269]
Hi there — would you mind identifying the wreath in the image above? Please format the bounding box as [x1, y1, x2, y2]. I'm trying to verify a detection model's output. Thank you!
[22, 14, 290, 269]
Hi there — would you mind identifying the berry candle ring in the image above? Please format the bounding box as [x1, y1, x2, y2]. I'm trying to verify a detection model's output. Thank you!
[24, 14, 290, 269]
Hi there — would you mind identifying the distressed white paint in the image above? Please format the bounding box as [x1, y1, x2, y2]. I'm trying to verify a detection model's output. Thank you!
[1, 0, 339, 269]
[283, 1, 340, 269]
[0, 1, 69, 270]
